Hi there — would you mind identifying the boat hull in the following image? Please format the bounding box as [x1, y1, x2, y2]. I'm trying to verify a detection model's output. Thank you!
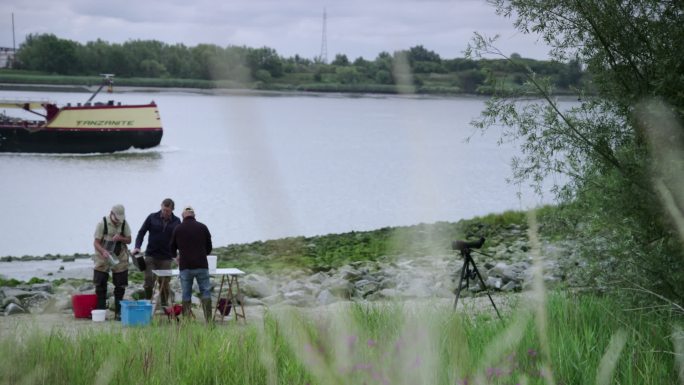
[0, 102, 163, 153]
[0, 127, 162, 153]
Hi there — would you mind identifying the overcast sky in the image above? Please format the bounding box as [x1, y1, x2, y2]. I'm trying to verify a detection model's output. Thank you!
[1, 0, 552, 61]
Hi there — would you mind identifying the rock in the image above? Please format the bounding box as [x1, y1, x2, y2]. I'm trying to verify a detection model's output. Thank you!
[77, 283, 95, 292]
[486, 276, 503, 290]
[354, 279, 380, 298]
[2, 296, 22, 309]
[282, 290, 315, 307]
[321, 277, 353, 299]
[316, 289, 337, 306]
[307, 272, 329, 285]
[501, 281, 520, 292]
[1, 288, 34, 300]
[22, 292, 53, 313]
[281, 279, 309, 295]
[241, 274, 276, 298]
[4, 302, 27, 316]
[338, 266, 363, 282]
[31, 283, 53, 293]
[262, 293, 284, 306]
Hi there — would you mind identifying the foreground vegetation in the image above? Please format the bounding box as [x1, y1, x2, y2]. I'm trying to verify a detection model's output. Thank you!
[0, 292, 680, 385]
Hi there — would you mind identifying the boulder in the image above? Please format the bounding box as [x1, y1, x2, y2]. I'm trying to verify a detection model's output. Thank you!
[485, 276, 503, 290]
[241, 274, 276, 298]
[316, 289, 338, 306]
[4, 303, 27, 316]
[1, 288, 34, 300]
[31, 283, 53, 293]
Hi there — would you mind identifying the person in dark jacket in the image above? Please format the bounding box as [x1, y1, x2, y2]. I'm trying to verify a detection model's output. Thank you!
[133, 198, 181, 306]
[170, 205, 213, 322]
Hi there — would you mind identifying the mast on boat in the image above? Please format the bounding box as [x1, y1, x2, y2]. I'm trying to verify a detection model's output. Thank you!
[86, 74, 115, 103]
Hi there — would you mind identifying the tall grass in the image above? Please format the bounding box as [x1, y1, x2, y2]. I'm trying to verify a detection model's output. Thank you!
[0, 292, 680, 385]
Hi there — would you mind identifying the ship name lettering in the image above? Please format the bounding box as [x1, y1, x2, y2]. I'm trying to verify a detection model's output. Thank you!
[76, 120, 134, 126]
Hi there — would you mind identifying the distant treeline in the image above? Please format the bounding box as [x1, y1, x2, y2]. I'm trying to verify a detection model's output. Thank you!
[8, 33, 586, 94]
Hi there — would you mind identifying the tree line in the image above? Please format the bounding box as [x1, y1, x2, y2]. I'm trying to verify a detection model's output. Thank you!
[10, 33, 585, 94]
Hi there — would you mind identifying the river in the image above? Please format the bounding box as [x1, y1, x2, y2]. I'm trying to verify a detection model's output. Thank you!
[0, 89, 565, 258]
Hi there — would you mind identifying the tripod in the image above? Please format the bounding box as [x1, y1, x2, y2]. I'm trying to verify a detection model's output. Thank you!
[452, 238, 502, 320]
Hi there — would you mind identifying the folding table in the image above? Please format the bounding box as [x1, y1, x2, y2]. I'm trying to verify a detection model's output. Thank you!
[151, 268, 246, 323]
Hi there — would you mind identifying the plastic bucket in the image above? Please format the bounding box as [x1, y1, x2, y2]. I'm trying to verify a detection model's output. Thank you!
[72, 294, 98, 318]
[207, 255, 217, 272]
[91, 309, 106, 322]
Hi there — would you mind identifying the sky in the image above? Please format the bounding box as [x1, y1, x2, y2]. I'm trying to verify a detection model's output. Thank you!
[1, 0, 552, 61]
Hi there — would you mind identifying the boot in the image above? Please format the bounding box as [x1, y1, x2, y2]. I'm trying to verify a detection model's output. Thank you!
[114, 287, 125, 321]
[144, 287, 153, 300]
[201, 298, 213, 323]
[181, 301, 193, 318]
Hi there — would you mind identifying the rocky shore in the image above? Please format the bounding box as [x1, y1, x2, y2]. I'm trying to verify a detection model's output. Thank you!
[1, 227, 581, 319]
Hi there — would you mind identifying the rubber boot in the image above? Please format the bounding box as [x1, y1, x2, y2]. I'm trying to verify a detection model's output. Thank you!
[144, 287, 153, 300]
[201, 298, 213, 324]
[114, 286, 125, 321]
[182, 301, 193, 318]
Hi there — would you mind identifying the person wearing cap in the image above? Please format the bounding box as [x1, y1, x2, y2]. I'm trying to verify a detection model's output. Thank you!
[93, 204, 132, 321]
[170, 205, 213, 322]
[133, 198, 181, 306]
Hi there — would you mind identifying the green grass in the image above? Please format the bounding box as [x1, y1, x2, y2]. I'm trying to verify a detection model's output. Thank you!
[1, 292, 680, 385]
[214, 208, 538, 274]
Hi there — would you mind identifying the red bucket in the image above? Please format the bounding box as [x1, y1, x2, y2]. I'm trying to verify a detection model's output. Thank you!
[72, 294, 98, 318]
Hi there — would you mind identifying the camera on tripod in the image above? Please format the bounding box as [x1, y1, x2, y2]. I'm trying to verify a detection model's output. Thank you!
[451, 237, 485, 252]
[451, 236, 502, 320]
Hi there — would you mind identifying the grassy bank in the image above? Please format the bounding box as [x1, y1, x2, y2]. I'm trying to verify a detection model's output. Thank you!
[213, 207, 560, 274]
[0, 71, 580, 97]
[0, 292, 680, 385]
[0, 207, 561, 287]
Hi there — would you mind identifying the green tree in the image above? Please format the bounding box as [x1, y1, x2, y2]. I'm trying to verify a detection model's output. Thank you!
[336, 66, 362, 84]
[331, 54, 350, 66]
[472, 1, 684, 305]
[246, 47, 283, 78]
[407, 45, 441, 64]
[16, 34, 81, 75]
[458, 69, 486, 93]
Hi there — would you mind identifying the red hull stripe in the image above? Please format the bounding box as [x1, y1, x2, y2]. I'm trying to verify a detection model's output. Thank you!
[47, 126, 162, 132]
[62, 103, 157, 111]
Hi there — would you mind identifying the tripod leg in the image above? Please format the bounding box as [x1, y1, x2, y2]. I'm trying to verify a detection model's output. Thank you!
[453, 260, 468, 310]
[469, 257, 503, 320]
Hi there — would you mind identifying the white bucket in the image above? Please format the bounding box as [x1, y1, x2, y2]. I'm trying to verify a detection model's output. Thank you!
[91, 309, 106, 322]
[207, 255, 217, 272]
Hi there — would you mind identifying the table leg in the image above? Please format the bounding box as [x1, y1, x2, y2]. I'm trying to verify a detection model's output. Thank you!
[214, 275, 246, 323]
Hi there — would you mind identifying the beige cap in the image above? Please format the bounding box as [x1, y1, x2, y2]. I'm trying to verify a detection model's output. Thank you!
[111, 204, 125, 222]
[182, 206, 195, 217]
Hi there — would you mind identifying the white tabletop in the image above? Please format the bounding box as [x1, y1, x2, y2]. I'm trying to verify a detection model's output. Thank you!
[152, 268, 245, 277]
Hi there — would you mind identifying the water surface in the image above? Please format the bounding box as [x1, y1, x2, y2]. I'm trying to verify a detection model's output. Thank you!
[0, 90, 562, 257]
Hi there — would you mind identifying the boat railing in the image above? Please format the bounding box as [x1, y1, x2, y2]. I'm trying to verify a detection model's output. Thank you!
[0, 97, 56, 107]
